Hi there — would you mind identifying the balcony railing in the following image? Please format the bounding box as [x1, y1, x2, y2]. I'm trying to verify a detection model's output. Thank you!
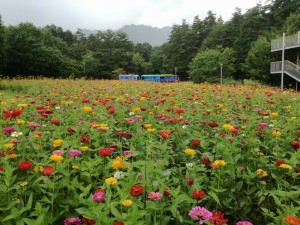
[271, 32, 300, 52]
[270, 60, 300, 82]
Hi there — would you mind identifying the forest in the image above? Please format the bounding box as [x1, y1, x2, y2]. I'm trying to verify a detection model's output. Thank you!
[0, 0, 299, 85]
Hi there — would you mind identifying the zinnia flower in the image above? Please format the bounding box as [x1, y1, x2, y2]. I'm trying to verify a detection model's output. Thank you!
[50, 154, 64, 162]
[148, 192, 163, 201]
[256, 168, 268, 177]
[3, 108, 22, 119]
[92, 192, 105, 203]
[291, 141, 300, 149]
[184, 148, 196, 156]
[130, 185, 143, 197]
[18, 161, 33, 170]
[42, 165, 54, 176]
[99, 148, 113, 157]
[67, 149, 82, 157]
[188, 206, 212, 224]
[191, 139, 201, 147]
[64, 217, 81, 225]
[121, 199, 132, 206]
[236, 221, 253, 225]
[283, 215, 300, 225]
[208, 210, 229, 225]
[82, 218, 96, 225]
[83, 106, 93, 113]
[105, 177, 117, 185]
[2, 127, 16, 134]
[192, 190, 206, 200]
[53, 139, 63, 147]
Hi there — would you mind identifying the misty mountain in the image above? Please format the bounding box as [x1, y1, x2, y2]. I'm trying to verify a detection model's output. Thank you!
[77, 24, 171, 46]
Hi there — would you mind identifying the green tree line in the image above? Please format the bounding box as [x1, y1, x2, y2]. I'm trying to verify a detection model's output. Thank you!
[0, 0, 299, 84]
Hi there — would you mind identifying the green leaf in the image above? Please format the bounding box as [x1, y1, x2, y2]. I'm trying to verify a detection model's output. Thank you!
[208, 191, 221, 206]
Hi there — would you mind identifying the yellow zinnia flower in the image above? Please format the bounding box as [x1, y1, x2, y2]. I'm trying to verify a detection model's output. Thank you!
[121, 199, 132, 207]
[80, 146, 88, 151]
[50, 154, 64, 162]
[112, 158, 126, 170]
[143, 124, 152, 128]
[147, 128, 156, 133]
[20, 181, 28, 187]
[184, 148, 196, 156]
[34, 166, 43, 174]
[279, 164, 292, 169]
[105, 177, 117, 185]
[17, 119, 25, 125]
[83, 106, 93, 113]
[256, 169, 268, 177]
[213, 160, 227, 167]
[53, 139, 63, 147]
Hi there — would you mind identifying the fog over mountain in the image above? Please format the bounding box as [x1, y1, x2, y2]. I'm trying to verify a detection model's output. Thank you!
[78, 24, 172, 46]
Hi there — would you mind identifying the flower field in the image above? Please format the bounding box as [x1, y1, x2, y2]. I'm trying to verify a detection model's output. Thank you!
[0, 79, 299, 225]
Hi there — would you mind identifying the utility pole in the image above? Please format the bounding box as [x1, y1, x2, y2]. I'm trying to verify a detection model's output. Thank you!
[220, 64, 223, 85]
[281, 33, 285, 90]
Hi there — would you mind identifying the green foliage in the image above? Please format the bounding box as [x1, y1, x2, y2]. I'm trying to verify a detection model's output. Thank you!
[284, 13, 300, 35]
[243, 36, 273, 83]
[0, 16, 6, 73]
[189, 47, 236, 83]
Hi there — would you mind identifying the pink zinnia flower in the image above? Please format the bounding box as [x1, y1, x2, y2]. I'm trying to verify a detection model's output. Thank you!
[188, 206, 212, 224]
[123, 150, 134, 155]
[236, 221, 253, 225]
[28, 123, 41, 129]
[134, 115, 142, 121]
[92, 192, 106, 203]
[52, 150, 64, 155]
[64, 217, 81, 225]
[125, 118, 135, 123]
[148, 192, 163, 201]
[2, 127, 16, 134]
[258, 123, 268, 129]
[67, 149, 82, 157]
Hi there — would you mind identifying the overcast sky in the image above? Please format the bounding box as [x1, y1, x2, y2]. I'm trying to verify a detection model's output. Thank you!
[0, 0, 264, 32]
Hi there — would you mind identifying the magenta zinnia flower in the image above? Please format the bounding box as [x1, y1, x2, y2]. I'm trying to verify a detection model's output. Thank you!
[236, 221, 253, 225]
[148, 192, 163, 201]
[2, 127, 16, 134]
[64, 217, 81, 225]
[92, 192, 106, 203]
[67, 149, 82, 157]
[188, 206, 212, 224]
[258, 123, 268, 129]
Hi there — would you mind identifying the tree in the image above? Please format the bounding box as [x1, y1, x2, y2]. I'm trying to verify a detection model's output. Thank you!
[189, 47, 236, 83]
[243, 36, 273, 83]
[0, 16, 6, 73]
[283, 13, 300, 35]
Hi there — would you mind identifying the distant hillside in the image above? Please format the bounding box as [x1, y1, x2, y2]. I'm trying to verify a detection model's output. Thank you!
[77, 24, 171, 46]
[118, 24, 171, 46]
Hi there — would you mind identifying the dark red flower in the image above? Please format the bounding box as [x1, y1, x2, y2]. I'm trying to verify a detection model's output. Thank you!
[208, 121, 218, 127]
[67, 127, 75, 133]
[163, 187, 172, 197]
[130, 185, 143, 197]
[275, 159, 285, 167]
[18, 161, 33, 170]
[191, 139, 201, 147]
[80, 136, 90, 144]
[82, 218, 96, 225]
[294, 167, 300, 173]
[51, 119, 61, 125]
[116, 131, 133, 138]
[201, 156, 211, 165]
[0, 166, 4, 171]
[174, 108, 184, 114]
[113, 222, 124, 225]
[192, 190, 205, 200]
[208, 210, 229, 225]
[3, 109, 22, 119]
[291, 141, 300, 149]
[42, 165, 54, 176]
[99, 148, 113, 157]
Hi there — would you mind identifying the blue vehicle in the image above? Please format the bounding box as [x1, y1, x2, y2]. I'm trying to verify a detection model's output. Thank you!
[118, 74, 140, 81]
[141, 74, 180, 82]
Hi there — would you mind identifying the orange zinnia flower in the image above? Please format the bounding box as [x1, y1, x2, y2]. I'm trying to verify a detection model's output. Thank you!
[283, 215, 300, 225]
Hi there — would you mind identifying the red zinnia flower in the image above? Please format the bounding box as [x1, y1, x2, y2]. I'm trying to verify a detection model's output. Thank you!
[192, 190, 205, 200]
[130, 185, 143, 197]
[201, 156, 211, 165]
[3, 109, 22, 119]
[42, 165, 54, 176]
[99, 148, 113, 157]
[0, 166, 4, 171]
[163, 187, 172, 197]
[82, 218, 96, 225]
[174, 108, 184, 114]
[18, 161, 33, 170]
[283, 215, 300, 225]
[51, 119, 61, 125]
[113, 222, 124, 225]
[208, 121, 218, 127]
[291, 141, 300, 149]
[80, 136, 91, 144]
[209, 210, 229, 225]
[275, 159, 286, 167]
[294, 167, 300, 173]
[191, 139, 201, 147]
[67, 127, 75, 133]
